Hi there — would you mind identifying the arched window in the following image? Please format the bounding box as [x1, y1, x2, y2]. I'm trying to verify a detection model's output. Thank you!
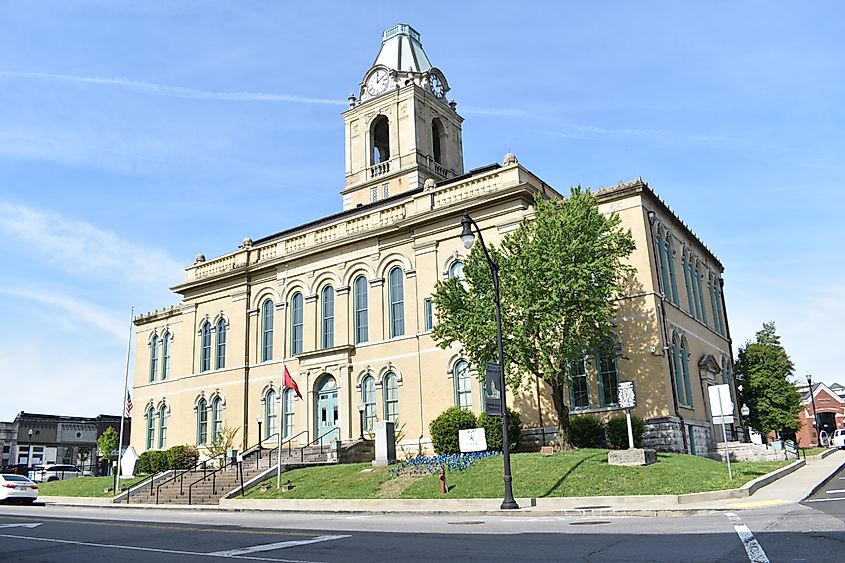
[432, 118, 443, 164]
[264, 389, 277, 440]
[196, 398, 208, 445]
[145, 405, 155, 450]
[261, 300, 274, 362]
[321, 285, 334, 349]
[389, 266, 405, 338]
[211, 396, 223, 442]
[383, 372, 399, 422]
[453, 360, 473, 410]
[682, 250, 695, 315]
[680, 337, 693, 406]
[215, 318, 226, 369]
[448, 260, 464, 280]
[149, 334, 159, 382]
[282, 388, 295, 439]
[371, 116, 390, 165]
[596, 340, 620, 407]
[157, 405, 167, 449]
[200, 321, 211, 372]
[161, 331, 171, 380]
[667, 237, 679, 305]
[656, 227, 671, 301]
[354, 276, 368, 344]
[694, 261, 706, 325]
[361, 375, 376, 431]
[290, 292, 304, 355]
[714, 278, 725, 335]
[568, 357, 590, 409]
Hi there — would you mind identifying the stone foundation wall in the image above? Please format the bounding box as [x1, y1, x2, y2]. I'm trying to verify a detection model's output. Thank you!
[642, 417, 685, 452]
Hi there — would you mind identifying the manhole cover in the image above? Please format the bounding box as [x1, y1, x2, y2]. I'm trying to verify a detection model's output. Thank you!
[448, 521, 485, 525]
[574, 505, 611, 510]
[570, 520, 612, 526]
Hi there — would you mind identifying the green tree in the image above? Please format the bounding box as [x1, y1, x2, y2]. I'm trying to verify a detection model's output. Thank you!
[432, 189, 635, 448]
[736, 322, 802, 435]
[97, 427, 119, 466]
[206, 426, 239, 458]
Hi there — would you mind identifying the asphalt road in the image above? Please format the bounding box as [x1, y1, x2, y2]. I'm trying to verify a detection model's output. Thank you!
[801, 455, 845, 523]
[0, 502, 843, 562]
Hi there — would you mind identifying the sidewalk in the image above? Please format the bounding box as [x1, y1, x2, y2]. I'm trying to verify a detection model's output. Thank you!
[41, 450, 845, 517]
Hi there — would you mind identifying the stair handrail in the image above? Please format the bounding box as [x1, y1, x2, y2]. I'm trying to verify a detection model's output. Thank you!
[301, 427, 341, 458]
[186, 454, 239, 505]
[279, 430, 309, 459]
[154, 450, 227, 504]
[123, 469, 168, 504]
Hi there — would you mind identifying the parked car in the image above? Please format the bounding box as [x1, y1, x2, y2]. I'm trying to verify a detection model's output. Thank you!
[30, 464, 93, 482]
[0, 473, 38, 504]
[832, 429, 845, 449]
[0, 464, 29, 475]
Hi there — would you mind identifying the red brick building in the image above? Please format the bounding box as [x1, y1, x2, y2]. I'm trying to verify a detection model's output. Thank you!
[796, 383, 844, 446]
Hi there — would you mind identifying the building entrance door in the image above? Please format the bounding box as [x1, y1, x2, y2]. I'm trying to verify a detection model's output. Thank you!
[316, 375, 339, 446]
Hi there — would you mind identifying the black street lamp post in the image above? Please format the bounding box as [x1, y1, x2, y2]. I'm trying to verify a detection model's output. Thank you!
[460, 213, 518, 510]
[358, 401, 366, 441]
[256, 416, 263, 450]
[806, 374, 821, 447]
[27, 428, 33, 469]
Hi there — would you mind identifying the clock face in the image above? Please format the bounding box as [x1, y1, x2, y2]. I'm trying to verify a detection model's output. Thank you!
[429, 74, 444, 98]
[366, 69, 389, 96]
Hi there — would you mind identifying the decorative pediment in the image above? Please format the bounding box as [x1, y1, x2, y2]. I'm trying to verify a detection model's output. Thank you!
[698, 354, 721, 374]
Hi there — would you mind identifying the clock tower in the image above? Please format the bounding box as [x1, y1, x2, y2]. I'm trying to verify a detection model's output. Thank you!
[341, 24, 465, 209]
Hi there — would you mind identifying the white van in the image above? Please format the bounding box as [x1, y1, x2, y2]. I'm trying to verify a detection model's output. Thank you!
[833, 429, 845, 449]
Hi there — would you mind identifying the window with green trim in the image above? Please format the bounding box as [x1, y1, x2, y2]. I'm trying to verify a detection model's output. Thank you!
[569, 358, 590, 409]
[596, 341, 619, 407]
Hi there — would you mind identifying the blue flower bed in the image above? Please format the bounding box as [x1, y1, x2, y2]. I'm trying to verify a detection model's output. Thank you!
[389, 451, 500, 478]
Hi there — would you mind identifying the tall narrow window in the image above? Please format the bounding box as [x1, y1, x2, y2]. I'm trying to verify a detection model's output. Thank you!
[149, 334, 159, 382]
[215, 318, 226, 369]
[261, 300, 274, 362]
[371, 116, 390, 165]
[211, 397, 223, 442]
[354, 276, 368, 344]
[157, 405, 167, 449]
[290, 292, 304, 355]
[362, 375, 376, 431]
[667, 238, 679, 305]
[694, 262, 707, 325]
[196, 399, 208, 445]
[596, 341, 620, 407]
[200, 322, 211, 372]
[569, 358, 590, 409]
[656, 228, 671, 300]
[432, 118, 443, 164]
[389, 266, 405, 338]
[682, 252, 695, 315]
[690, 259, 702, 321]
[680, 337, 693, 406]
[264, 389, 277, 440]
[454, 360, 473, 410]
[161, 331, 170, 380]
[672, 334, 685, 407]
[146, 406, 155, 450]
[282, 388, 295, 439]
[383, 372, 399, 422]
[423, 298, 433, 331]
[714, 279, 725, 335]
[321, 285, 334, 349]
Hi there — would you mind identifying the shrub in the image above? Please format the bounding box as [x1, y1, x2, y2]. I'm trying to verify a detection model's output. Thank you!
[478, 408, 522, 452]
[137, 450, 169, 474]
[569, 415, 606, 448]
[429, 407, 478, 454]
[167, 445, 199, 470]
[606, 415, 645, 449]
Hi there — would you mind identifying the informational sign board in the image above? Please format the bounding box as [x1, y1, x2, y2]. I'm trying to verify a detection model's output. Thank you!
[484, 362, 503, 416]
[618, 381, 636, 409]
[459, 428, 488, 453]
[708, 384, 735, 424]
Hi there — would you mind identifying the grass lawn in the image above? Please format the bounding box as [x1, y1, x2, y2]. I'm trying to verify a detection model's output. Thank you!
[38, 476, 148, 497]
[244, 449, 790, 500]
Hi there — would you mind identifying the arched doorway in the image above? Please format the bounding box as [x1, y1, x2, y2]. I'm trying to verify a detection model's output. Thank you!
[315, 374, 339, 445]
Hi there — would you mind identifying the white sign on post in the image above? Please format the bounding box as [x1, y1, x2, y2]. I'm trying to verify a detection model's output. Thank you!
[459, 428, 487, 453]
[708, 384, 735, 424]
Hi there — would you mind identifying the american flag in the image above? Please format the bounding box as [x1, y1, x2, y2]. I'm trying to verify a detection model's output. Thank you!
[124, 391, 133, 418]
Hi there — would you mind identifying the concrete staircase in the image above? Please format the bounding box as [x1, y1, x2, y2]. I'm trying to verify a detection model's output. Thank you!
[119, 440, 373, 506]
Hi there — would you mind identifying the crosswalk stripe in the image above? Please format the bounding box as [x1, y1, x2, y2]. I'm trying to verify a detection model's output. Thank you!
[208, 535, 350, 557]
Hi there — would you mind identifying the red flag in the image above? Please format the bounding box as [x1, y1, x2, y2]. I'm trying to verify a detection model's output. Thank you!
[283, 365, 302, 399]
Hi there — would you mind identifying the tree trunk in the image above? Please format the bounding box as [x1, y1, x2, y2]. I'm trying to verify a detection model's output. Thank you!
[550, 380, 574, 450]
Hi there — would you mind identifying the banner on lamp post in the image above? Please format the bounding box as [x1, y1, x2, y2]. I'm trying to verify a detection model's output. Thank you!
[484, 362, 503, 416]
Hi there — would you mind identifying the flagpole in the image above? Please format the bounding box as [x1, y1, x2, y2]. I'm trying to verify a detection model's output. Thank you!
[115, 306, 133, 496]
[277, 271, 289, 489]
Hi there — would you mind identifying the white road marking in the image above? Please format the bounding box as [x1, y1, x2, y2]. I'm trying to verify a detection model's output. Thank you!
[805, 497, 845, 503]
[0, 533, 323, 562]
[0, 523, 41, 529]
[825, 489, 845, 494]
[725, 513, 770, 563]
[208, 535, 350, 557]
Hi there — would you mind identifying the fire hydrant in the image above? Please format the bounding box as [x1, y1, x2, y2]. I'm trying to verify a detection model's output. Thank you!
[439, 466, 447, 495]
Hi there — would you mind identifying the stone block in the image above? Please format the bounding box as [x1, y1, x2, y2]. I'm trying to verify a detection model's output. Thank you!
[608, 448, 657, 466]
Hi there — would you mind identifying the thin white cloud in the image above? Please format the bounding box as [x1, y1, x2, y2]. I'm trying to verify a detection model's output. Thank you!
[537, 124, 742, 146]
[0, 70, 347, 106]
[0, 287, 127, 342]
[0, 202, 183, 287]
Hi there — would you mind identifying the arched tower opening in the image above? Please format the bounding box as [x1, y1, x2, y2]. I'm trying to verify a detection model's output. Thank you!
[371, 116, 390, 165]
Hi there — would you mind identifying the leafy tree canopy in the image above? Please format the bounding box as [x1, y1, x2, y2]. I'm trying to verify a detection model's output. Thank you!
[97, 427, 119, 460]
[432, 188, 635, 447]
[736, 322, 802, 434]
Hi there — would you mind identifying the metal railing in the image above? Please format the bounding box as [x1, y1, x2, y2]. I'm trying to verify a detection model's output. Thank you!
[153, 451, 227, 505]
[301, 428, 341, 457]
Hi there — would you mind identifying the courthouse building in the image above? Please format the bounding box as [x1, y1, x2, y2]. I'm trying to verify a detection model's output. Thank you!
[132, 24, 737, 456]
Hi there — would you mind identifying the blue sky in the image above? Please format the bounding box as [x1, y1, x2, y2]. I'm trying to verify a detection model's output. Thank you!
[1, 2, 842, 420]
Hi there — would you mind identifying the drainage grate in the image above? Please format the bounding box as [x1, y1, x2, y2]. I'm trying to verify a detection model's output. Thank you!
[448, 521, 485, 525]
[570, 520, 612, 526]
[574, 505, 611, 510]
